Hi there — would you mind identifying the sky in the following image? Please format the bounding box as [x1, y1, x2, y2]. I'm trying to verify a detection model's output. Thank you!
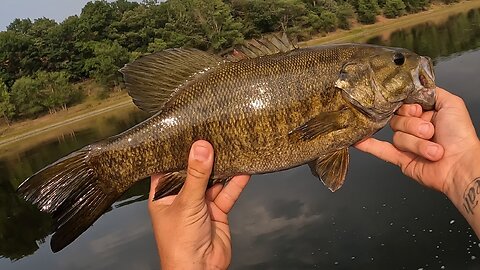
[0, 0, 142, 31]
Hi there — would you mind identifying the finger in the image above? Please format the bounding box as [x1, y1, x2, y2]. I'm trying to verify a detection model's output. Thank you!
[214, 175, 250, 214]
[390, 115, 435, 139]
[354, 137, 413, 167]
[396, 104, 423, 117]
[205, 184, 223, 201]
[393, 131, 444, 161]
[421, 110, 435, 122]
[177, 140, 214, 203]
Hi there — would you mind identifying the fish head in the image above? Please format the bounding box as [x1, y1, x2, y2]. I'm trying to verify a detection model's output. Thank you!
[335, 45, 436, 121]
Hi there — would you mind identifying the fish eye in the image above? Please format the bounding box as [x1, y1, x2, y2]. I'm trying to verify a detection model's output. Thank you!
[393, 53, 405, 66]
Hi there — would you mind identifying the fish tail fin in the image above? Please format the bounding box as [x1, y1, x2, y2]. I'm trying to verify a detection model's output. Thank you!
[17, 145, 119, 252]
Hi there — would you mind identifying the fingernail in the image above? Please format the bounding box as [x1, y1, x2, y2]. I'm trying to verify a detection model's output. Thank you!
[410, 105, 418, 115]
[193, 144, 209, 161]
[418, 123, 430, 136]
[426, 145, 438, 158]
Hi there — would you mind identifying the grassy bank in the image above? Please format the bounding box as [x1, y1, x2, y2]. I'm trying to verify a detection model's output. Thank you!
[0, 0, 479, 149]
[302, 0, 480, 46]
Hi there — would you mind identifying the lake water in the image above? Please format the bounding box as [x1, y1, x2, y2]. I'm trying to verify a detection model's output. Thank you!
[1, 8, 480, 270]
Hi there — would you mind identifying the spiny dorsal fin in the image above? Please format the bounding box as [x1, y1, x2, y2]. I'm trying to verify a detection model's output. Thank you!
[223, 33, 298, 61]
[121, 48, 224, 114]
[309, 148, 350, 192]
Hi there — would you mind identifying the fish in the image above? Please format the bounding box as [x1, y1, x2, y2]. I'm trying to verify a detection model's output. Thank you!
[17, 35, 436, 252]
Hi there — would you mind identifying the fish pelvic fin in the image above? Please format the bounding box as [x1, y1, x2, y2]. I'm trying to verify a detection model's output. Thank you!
[120, 48, 225, 114]
[309, 148, 350, 192]
[17, 146, 120, 252]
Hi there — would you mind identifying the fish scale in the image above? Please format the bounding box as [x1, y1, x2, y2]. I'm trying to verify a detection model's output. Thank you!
[17, 37, 436, 252]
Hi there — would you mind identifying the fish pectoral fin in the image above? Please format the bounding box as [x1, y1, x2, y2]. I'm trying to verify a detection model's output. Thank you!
[222, 33, 298, 61]
[309, 148, 350, 192]
[120, 49, 225, 114]
[289, 108, 350, 141]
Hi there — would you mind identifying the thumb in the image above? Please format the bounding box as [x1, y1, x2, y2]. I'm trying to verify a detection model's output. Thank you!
[177, 140, 214, 203]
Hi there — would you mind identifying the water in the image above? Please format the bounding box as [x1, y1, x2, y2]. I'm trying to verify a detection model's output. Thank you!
[1, 8, 480, 269]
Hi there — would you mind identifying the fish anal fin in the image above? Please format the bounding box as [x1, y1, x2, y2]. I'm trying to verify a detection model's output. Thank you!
[153, 172, 233, 200]
[154, 171, 187, 200]
[289, 108, 350, 141]
[223, 33, 298, 61]
[121, 48, 224, 114]
[309, 148, 350, 192]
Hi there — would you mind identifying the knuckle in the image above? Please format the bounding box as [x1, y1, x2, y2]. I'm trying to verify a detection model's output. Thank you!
[187, 166, 209, 179]
[390, 116, 400, 130]
[392, 131, 403, 145]
[452, 96, 465, 106]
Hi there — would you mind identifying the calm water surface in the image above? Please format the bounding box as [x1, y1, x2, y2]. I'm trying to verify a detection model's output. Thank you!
[1, 8, 480, 270]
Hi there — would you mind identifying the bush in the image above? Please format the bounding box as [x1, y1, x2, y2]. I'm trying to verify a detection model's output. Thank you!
[384, 0, 407, 18]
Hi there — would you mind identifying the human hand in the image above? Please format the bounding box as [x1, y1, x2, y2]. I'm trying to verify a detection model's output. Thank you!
[355, 87, 480, 199]
[148, 140, 250, 270]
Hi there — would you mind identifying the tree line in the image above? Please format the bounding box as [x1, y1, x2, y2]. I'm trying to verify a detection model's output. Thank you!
[0, 0, 458, 123]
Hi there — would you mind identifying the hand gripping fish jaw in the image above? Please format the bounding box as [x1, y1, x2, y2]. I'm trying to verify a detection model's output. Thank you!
[406, 56, 436, 110]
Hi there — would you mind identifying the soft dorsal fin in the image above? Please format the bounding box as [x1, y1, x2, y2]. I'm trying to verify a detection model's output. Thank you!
[120, 48, 224, 114]
[223, 33, 298, 61]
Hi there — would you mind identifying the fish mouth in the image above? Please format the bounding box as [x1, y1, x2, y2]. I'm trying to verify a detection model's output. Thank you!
[406, 56, 436, 110]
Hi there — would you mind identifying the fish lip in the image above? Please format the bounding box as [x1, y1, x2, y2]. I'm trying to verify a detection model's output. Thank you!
[407, 56, 436, 110]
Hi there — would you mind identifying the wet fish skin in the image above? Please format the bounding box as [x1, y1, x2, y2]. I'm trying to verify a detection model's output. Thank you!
[17, 41, 436, 252]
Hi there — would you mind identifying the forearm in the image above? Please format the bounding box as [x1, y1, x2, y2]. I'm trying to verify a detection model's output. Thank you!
[445, 144, 480, 237]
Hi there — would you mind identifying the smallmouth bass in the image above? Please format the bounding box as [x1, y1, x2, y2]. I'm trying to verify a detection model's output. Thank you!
[17, 35, 436, 252]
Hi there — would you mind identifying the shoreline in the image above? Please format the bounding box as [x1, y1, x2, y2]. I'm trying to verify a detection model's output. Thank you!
[0, 0, 479, 149]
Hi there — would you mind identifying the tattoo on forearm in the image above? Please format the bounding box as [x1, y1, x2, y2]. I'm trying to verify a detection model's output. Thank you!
[463, 178, 480, 215]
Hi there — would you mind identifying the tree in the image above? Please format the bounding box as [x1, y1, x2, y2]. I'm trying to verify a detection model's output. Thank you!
[0, 31, 40, 87]
[6, 18, 33, 34]
[77, 0, 116, 41]
[403, 0, 429, 12]
[383, 0, 406, 18]
[35, 71, 78, 113]
[83, 41, 130, 87]
[10, 77, 43, 118]
[337, 2, 355, 29]
[357, 0, 380, 24]
[0, 81, 15, 125]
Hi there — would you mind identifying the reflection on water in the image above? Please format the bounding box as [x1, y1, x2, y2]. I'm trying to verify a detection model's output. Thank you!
[367, 8, 480, 60]
[1, 8, 480, 270]
[0, 107, 148, 261]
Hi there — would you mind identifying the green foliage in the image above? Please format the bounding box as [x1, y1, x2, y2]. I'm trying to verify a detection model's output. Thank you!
[384, 0, 407, 18]
[11, 77, 44, 118]
[403, 0, 429, 12]
[0, 0, 447, 121]
[337, 2, 355, 29]
[0, 81, 15, 122]
[357, 0, 380, 24]
[83, 41, 130, 87]
[35, 71, 79, 113]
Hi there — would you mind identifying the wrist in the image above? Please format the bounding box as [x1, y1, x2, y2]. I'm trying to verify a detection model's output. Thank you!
[444, 143, 480, 216]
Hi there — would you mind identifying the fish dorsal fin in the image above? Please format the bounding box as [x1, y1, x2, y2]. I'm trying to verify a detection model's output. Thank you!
[309, 148, 350, 192]
[121, 48, 224, 114]
[224, 33, 298, 61]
